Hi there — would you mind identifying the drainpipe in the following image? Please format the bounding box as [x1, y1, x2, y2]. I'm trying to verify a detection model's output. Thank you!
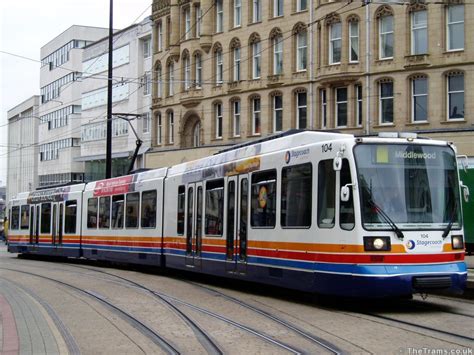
[309, 0, 315, 129]
[365, 1, 371, 136]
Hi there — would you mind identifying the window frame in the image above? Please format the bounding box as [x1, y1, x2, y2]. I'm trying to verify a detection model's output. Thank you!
[216, 0, 223, 33]
[233, 47, 241, 81]
[411, 10, 428, 55]
[252, 42, 261, 79]
[216, 49, 223, 85]
[234, 0, 242, 28]
[411, 77, 428, 123]
[335, 87, 348, 128]
[356, 84, 363, 127]
[379, 15, 394, 60]
[273, 36, 283, 75]
[251, 169, 277, 229]
[141, 190, 157, 229]
[320, 89, 327, 129]
[447, 73, 464, 121]
[205, 179, 225, 237]
[446, 5, 464, 52]
[252, 97, 261, 135]
[329, 22, 342, 65]
[233, 100, 241, 137]
[296, 92, 307, 129]
[349, 21, 359, 63]
[379, 81, 394, 125]
[281, 163, 312, 229]
[296, 31, 307, 71]
[273, 94, 283, 133]
[215, 103, 223, 139]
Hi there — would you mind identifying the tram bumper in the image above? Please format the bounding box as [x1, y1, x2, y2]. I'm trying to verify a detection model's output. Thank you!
[315, 262, 467, 298]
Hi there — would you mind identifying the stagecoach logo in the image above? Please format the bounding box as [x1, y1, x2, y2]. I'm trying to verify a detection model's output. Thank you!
[406, 240, 416, 250]
[285, 148, 310, 164]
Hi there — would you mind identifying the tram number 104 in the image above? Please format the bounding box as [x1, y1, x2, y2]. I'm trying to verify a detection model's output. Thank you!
[322, 143, 333, 153]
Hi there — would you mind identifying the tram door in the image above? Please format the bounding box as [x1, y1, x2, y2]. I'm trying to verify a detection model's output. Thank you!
[225, 175, 249, 274]
[185, 183, 203, 268]
[35, 205, 40, 244]
[52, 204, 57, 245]
[29, 206, 34, 244]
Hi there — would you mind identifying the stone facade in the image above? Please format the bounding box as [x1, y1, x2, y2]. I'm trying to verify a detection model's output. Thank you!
[147, 0, 473, 169]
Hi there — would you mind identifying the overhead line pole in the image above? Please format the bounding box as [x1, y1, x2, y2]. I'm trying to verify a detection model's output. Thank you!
[106, 0, 114, 179]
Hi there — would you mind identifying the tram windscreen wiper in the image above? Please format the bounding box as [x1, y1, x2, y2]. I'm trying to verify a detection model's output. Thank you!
[362, 186, 404, 240]
[441, 200, 457, 239]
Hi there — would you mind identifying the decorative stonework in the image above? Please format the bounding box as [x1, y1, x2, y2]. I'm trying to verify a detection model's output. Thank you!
[404, 54, 430, 68]
[229, 37, 241, 49]
[375, 5, 394, 19]
[292, 22, 307, 35]
[269, 27, 283, 39]
[248, 32, 261, 45]
[347, 15, 360, 23]
[152, 0, 170, 18]
[325, 12, 341, 26]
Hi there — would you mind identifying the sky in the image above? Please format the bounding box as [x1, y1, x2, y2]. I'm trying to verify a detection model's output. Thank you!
[0, 0, 152, 187]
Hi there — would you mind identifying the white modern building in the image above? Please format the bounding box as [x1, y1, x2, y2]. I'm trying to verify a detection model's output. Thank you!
[38, 25, 109, 188]
[6, 96, 40, 201]
[79, 18, 153, 181]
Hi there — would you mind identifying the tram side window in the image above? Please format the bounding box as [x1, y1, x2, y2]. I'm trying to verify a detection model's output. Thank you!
[41, 203, 52, 234]
[205, 179, 224, 236]
[11, 206, 20, 230]
[87, 198, 98, 229]
[318, 160, 335, 228]
[126, 192, 140, 228]
[340, 159, 355, 230]
[65, 200, 77, 234]
[99, 196, 111, 229]
[20, 205, 30, 230]
[251, 170, 277, 228]
[281, 164, 312, 228]
[177, 186, 185, 235]
[141, 190, 157, 228]
[111, 195, 125, 229]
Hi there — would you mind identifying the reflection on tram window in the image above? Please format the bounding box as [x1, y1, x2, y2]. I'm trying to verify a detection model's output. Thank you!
[11, 206, 20, 230]
[318, 160, 335, 228]
[99, 196, 111, 229]
[126, 192, 140, 228]
[340, 159, 355, 230]
[177, 186, 185, 235]
[41, 203, 52, 234]
[281, 163, 312, 228]
[20, 205, 30, 230]
[87, 198, 98, 229]
[251, 170, 276, 228]
[111, 195, 124, 229]
[205, 179, 224, 236]
[65, 200, 77, 234]
[141, 190, 157, 228]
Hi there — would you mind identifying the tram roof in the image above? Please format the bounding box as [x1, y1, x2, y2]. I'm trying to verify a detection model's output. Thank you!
[167, 130, 354, 177]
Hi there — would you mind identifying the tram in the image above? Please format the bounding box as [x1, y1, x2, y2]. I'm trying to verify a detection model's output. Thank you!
[7, 130, 469, 297]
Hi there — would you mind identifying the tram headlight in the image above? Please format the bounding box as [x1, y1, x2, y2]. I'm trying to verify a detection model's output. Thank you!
[451, 235, 464, 250]
[364, 237, 391, 251]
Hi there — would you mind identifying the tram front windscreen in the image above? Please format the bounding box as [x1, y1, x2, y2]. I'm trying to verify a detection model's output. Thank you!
[354, 144, 461, 230]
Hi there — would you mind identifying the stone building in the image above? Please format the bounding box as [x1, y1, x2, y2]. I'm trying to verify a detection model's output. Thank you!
[147, 0, 473, 169]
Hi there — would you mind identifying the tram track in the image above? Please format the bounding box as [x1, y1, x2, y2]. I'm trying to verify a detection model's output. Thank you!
[0, 267, 180, 355]
[68, 264, 338, 355]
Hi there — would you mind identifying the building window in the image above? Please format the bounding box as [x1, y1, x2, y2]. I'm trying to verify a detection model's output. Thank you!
[216, 49, 223, 85]
[296, 30, 307, 71]
[252, 97, 261, 135]
[252, 41, 261, 79]
[447, 73, 464, 120]
[168, 62, 174, 96]
[157, 66, 162, 98]
[157, 22, 163, 51]
[233, 47, 241, 81]
[143, 112, 151, 133]
[184, 7, 191, 40]
[296, 92, 307, 129]
[215, 103, 223, 138]
[379, 81, 394, 124]
[273, 0, 283, 17]
[379, 15, 394, 59]
[273, 95, 283, 132]
[233, 100, 241, 137]
[157, 113, 162, 145]
[195, 6, 201, 37]
[252, 0, 262, 23]
[297, 0, 307, 12]
[447, 5, 464, 51]
[273, 36, 283, 75]
[349, 21, 359, 62]
[143, 72, 151, 96]
[184, 56, 191, 91]
[193, 122, 201, 147]
[329, 22, 342, 64]
[335, 87, 348, 127]
[411, 10, 427, 55]
[234, 0, 242, 27]
[216, 0, 223, 33]
[195, 53, 202, 88]
[143, 38, 151, 58]
[356, 84, 363, 127]
[412, 77, 428, 122]
[168, 111, 174, 144]
[320, 89, 327, 129]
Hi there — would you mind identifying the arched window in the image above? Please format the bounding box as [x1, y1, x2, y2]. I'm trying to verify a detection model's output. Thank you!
[293, 23, 307, 71]
[377, 78, 394, 124]
[408, 4, 428, 55]
[249, 94, 261, 135]
[325, 13, 342, 65]
[193, 122, 201, 147]
[167, 59, 174, 96]
[194, 51, 202, 89]
[154, 62, 162, 98]
[409, 74, 428, 123]
[270, 28, 283, 75]
[213, 43, 223, 86]
[230, 38, 241, 82]
[445, 71, 464, 121]
[348, 15, 360, 63]
[376, 6, 394, 60]
[182, 50, 191, 91]
[270, 91, 283, 133]
[249, 33, 261, 79]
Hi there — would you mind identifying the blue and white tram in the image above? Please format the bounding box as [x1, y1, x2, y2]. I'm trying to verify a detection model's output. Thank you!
[7, 131, 469, 297]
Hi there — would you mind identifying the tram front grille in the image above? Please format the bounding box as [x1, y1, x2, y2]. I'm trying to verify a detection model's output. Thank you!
[412, 276, 452, 290]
